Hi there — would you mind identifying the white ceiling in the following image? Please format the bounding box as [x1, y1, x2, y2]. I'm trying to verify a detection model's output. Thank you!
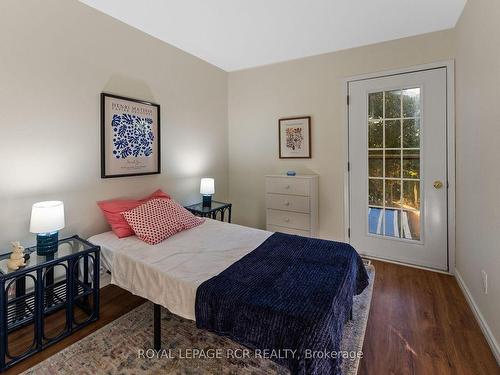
[80, 0, 466, 72]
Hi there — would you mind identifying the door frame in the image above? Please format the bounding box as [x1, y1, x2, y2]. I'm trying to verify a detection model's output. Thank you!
[343, 60, 455, 274]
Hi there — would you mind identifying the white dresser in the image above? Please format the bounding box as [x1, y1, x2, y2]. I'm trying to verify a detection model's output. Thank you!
[265, 175, 319, 237]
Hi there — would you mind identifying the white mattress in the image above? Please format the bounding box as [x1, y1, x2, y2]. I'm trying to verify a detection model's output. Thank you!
[88, 219, 272, 320]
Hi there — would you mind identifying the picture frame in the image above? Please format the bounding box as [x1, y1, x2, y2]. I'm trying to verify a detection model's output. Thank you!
[278, 116, 311, 159]
[101, 93, 161, 178]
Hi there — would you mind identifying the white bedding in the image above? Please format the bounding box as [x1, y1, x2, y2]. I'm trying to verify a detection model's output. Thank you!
[88, 219, 272, 320]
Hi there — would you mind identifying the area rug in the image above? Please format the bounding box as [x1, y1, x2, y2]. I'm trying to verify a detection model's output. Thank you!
[23, 265, 374, 375]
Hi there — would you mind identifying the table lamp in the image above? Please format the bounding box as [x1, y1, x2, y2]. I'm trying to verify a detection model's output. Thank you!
[30, 201, 65, 255]
[200, 178, 215, 207]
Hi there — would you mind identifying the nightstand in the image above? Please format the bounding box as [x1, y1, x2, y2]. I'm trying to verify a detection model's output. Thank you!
[0, 236, 100, 371]
[185, 201, 232, 223]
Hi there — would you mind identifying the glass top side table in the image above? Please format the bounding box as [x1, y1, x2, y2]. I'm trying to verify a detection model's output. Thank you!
[0, 235, 100, 371]
[0, 236, 94, 275]
[184, 201, 232, 222]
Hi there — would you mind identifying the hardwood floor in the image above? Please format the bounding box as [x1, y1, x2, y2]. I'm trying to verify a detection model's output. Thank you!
[5, 260, 499, 375]
[359, 260, 498, 375]
[5, 285, 145, 375]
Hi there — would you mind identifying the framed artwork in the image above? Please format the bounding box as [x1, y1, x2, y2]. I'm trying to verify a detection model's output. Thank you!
[101, 93, 160, 178]
[278, 116, 311, 158]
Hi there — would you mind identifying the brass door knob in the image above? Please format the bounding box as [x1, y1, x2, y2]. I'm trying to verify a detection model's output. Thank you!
[433, 180, 444, 189]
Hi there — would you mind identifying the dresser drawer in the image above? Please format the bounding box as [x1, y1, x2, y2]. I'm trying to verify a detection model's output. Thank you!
[266, 194, 310, 213]
[266, 209, 311, 230]
[267, 224, 310, 237]
[265, 177, 311, 196]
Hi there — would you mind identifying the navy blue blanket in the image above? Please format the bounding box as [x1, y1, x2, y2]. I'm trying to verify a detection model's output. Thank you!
[195, 233, 369, 375]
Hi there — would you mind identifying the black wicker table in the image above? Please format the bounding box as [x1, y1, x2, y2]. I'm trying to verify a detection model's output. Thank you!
[0, 236, 100, 371]
[184, 201, 232, 223]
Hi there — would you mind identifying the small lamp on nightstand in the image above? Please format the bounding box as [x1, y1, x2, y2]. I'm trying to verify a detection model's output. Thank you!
[200, 178, 215, 208]
[30, 201, 65, 255]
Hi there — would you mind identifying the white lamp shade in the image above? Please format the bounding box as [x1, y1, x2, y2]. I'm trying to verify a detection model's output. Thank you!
[200, 178, 215, 195]
[30, 201, 65, 234]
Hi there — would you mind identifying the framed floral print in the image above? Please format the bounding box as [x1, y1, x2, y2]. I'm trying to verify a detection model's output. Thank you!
[278, 116, 311, 159]
[101, 93, 160, 178]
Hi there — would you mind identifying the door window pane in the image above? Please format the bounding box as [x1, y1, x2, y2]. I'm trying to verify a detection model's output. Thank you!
[368, 207, 383, 235]
[401, 210, 420, 240]
[368, 120, 383, 148]
[366, 88, 421, 241]
[369, 92, 383, 119]
[403, 119, 420, 148]
[402, 88, 420, 117]
[369, 150, 383, 177]
[385, 150, 401, 178]
[385, 120, 401, 148]
[385, 180, 401, 208]
[369, 179, 383, 206]
[403, 181, 420, 210]
[385, 90, 401, 118]
[384, 209, 401, 238]
[403, 150, 420, 178]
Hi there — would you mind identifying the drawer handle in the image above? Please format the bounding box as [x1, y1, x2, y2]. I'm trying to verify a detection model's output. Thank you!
[284, 185, 290, 189]
[284, 201, 290, 206]
[284, 217, 290, 222]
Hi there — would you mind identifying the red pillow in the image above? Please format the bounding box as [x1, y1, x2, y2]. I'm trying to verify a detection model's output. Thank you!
[97, 189, 171, 238]
[122, 199, 204, 245]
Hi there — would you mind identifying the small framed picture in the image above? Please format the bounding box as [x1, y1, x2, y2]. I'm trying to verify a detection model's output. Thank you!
[279, 116, 311, 159]
[101, 93, 160, 178]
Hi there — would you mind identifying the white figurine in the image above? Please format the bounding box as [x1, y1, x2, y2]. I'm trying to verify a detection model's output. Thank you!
[7, 242, 26, 270]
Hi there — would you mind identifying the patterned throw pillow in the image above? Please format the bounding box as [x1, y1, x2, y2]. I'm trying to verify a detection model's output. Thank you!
[97, 189, 171, 238]
[122, 198, 204, 245]
[167, 199, 206, 230]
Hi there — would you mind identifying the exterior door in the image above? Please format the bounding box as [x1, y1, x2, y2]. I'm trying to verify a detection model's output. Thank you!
[348, 68, 448, 270]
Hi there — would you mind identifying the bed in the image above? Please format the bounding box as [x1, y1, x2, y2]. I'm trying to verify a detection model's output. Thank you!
[89, 218, 368, 375]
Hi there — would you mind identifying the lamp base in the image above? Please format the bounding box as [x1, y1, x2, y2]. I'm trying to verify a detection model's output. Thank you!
[202, 195, 212, 208]
[36, 232, 59, 255]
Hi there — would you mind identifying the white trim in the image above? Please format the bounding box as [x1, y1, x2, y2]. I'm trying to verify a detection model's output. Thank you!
[362, 254, 452, 275]
[344, 60, 456, 84]
[343, 82, 350, 242]
[361, 251, 448, 274]
[343, 60, 456, 273]
[455, 269, 500, 364]
[445, 61, 456, 275]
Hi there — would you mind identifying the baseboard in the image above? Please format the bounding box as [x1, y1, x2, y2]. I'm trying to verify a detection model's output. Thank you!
[361, 254, 452, 275]
[455, 269, 500, 364]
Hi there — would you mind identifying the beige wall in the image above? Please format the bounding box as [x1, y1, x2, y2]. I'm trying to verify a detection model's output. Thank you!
[228, 30, 455, 240]
[1, 1, 497, 359]
[455, 0, 500, 361]
[0, 0, 228, 251]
